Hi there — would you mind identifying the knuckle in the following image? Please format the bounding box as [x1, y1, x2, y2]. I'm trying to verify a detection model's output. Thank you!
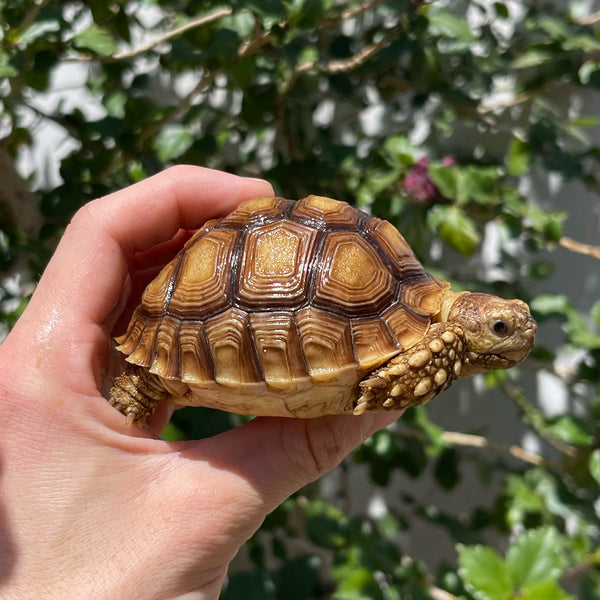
[285, 418, 347, 482]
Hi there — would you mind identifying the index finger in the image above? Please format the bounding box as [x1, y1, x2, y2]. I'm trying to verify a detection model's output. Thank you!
[12, 167, 273, 382]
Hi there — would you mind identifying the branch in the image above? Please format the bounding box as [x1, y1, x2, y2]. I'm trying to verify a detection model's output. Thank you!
[561, 549, 600, 582]
[396, 426, 555, 469]
[111, 8, 233, 61]
[559, 235, 600, 261]
[294, 27, 399, 78]
[574, 10, 600, 25]
[73, 7, 233, 63]
[400, 556, 459, 600]
[439, 431, 555, 469]
[502, 382, 578, 458]
[320, 0, 389, 26]
[16, 0, 51, 34]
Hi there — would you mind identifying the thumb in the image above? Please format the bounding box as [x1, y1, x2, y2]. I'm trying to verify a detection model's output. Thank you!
[178, 411, 402, 512]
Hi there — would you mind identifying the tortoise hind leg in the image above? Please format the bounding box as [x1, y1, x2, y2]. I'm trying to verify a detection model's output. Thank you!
[108, 365, 170, 426]
[354, 323, 467, 414]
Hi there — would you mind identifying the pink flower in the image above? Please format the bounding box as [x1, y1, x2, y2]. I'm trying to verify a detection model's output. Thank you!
[403, 156, 454, 204]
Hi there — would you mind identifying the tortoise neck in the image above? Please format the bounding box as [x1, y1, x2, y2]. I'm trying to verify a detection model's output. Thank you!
[435, 290, 469, 323]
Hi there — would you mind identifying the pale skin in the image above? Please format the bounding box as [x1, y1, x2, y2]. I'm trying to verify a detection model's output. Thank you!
[0, 166, 402, 600]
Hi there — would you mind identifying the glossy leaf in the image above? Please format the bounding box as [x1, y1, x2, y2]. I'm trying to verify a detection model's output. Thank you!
[428, 205, 481, 256]
[458, 545, 513, 600]
[519, 579, 573, 600]
[589, 449, 600, 485]
[154, 125, 194, 163]
[73, 25, 118, 55]
[506, 527, 565, 587]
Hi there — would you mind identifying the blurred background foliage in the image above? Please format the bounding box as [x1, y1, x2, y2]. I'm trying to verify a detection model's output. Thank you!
[2, 0, 600, 598]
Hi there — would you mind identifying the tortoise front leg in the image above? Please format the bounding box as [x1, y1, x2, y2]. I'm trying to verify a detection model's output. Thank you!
[354, 323, 467, 414]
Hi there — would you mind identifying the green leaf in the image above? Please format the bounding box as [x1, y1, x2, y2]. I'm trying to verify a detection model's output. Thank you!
[530, 294, 570, 317]
[460, 166, 502, 205]
[591, 299, 600, 328]
[512, 48, 554, 69]
[519, 579, 573, 600]
[428, 164, 458, 199]
[383, 135, 415, 167]
[73, 25, 118, 56]
[304, 499, 348, 549]
[537, 17, 570, 40]
[508, 139, 532, 175]
[579, 60, 600, 84]
[18, 19, 61, 44]
[545, 416, 593, 446]
[506, 527, 565, 587]
[333, 564, 382, 600]
[428, 205, 481, 256]
[566, 116, 600, 129]
[0, 49, 17, 78]
[589, 449, 600, 485]
[458, 544, 513, 600]
[428, 8, 477, 43]
[154, 124, 193, 163]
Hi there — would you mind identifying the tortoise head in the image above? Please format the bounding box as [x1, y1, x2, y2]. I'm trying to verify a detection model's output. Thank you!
[445, 292, 537, 376]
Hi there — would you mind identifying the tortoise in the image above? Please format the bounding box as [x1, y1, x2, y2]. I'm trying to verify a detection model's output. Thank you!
[109, 195, 537, 426]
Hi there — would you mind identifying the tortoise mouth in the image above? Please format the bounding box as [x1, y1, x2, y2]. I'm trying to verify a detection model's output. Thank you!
[466, 352, 518, 375]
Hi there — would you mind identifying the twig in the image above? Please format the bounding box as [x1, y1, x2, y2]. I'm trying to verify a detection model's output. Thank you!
[294, 27, 399, 77]
[400, 555, 460, 600]
[429, 587, 459, 600]
[574, 10, 600, 25]
[440, 431, 554, 469]
[112, 8, 233, 61]
[559, 236, 600, 261]
[16, 0, 51, 34]
[73, 7, 233, 62]
[561, 549, 600, 582]
[320, 0, 389, 26]
[396, 426, 555, 469]
[502, 382, 578, 457]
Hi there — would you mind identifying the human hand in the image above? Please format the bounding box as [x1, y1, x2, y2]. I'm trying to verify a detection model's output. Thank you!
[0, 166, 401, 600]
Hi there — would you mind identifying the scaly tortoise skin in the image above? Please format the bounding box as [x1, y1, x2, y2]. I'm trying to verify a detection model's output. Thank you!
[109, 195, 537, 425]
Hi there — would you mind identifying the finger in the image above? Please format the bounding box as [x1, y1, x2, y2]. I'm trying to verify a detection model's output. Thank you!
[175, 411, 402, 515]
[37, 166, 273, 326]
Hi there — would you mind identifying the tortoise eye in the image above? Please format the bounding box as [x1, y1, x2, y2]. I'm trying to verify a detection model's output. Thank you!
[492, 320, 509, 336]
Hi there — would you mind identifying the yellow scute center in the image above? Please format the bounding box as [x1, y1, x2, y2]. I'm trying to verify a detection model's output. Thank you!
[255, 228, 299, 277]
[330, 242, 376, 289]
[306, 195, 340, 211]
[182, 237, 219, 283]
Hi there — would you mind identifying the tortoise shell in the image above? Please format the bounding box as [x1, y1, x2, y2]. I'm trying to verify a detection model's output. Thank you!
[115, 195, 448, 417]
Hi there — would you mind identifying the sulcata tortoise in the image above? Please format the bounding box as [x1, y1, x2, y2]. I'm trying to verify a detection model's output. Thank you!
[109, 195, 537, 425]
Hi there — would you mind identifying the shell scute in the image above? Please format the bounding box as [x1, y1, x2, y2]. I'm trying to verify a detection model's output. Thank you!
[381, 303, 432, 351]
[249, 311, 310, 391]
[204, 307, 262, 385]
[294, 306, 357, 381]
[168, 228, 238, 319]
[179, 321, 214, 384]
[151, 314, 181, 380]
[219, 196, 290, 228]
[351, 317, 400, 371]
[237, 220, 320, 309]
[291, 195, 365, 230]
[313, 231, 396, 316]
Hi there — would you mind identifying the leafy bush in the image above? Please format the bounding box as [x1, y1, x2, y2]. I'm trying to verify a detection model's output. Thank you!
[2, 1, 600, 598]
